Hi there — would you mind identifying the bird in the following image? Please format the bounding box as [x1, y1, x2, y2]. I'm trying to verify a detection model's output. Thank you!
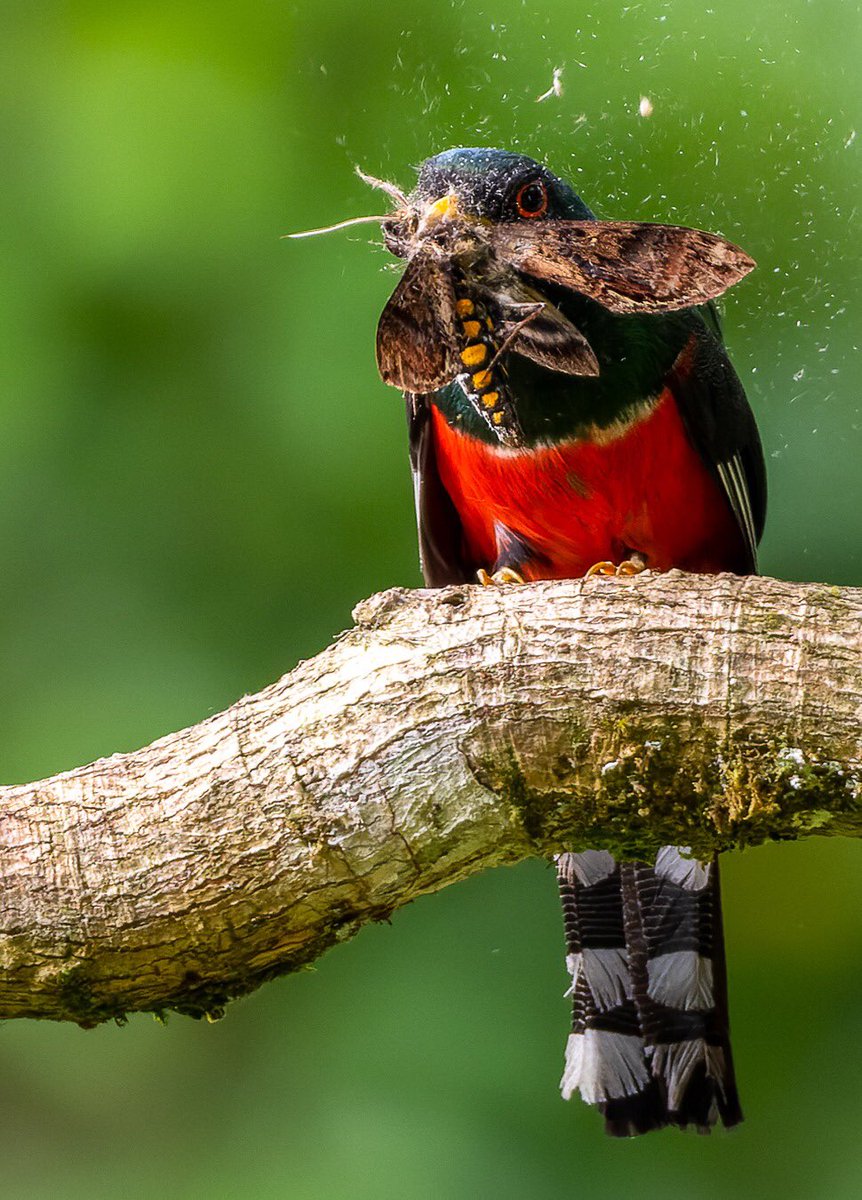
[383, 147, 767, 1136]
[294, 146, 766, 1135]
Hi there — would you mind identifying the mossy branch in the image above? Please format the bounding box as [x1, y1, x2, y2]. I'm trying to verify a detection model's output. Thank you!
[1, 573, 859, 1027]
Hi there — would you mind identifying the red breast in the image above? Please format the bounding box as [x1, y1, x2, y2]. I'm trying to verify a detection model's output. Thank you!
[430, 385, 748, 578]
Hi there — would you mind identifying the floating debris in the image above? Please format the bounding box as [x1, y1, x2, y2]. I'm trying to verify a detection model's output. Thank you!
[537, 66, 564, 103]
[639, 95, 654, 118]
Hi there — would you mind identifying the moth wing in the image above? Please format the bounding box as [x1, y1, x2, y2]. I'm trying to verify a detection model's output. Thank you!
[483, 277, 599, 377]
[507, 303, 599, 377]
[376, 251, 461, 390]
[494, 220, 756, 315]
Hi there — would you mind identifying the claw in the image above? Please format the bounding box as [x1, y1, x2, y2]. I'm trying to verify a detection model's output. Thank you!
[477, 567, 526, 586]
[585, 560, 618, 578]
[585, 554, 648, 578]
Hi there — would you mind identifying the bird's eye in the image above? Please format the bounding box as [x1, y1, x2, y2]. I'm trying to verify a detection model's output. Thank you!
[515, 180, 549, 219]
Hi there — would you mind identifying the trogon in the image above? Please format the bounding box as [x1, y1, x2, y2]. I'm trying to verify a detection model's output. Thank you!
[306, 146, 766, 1136]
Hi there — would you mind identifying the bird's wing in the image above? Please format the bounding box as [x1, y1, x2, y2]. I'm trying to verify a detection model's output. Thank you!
[666, 325, 767, 572]
[406, 392, 473, 586]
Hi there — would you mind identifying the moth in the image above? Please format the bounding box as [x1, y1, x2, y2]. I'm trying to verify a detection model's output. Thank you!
[290, 166, 756, 448]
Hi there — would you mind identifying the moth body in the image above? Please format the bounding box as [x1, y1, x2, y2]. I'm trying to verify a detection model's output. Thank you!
[449, 286, 522, 446]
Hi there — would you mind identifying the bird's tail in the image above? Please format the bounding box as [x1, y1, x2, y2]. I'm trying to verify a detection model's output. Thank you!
[556, 847, 742, 1136]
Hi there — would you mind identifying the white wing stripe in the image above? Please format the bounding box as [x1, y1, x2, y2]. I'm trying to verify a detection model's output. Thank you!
[717, 454, 757, 566]
[733, 456, 756, 551]
[728, 454, 757, 551]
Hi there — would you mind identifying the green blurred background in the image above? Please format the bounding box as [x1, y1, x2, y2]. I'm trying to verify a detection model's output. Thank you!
[1, 1, 860, 1196]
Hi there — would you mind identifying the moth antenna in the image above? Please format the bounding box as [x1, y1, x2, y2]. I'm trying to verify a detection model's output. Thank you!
[355, 166, 409, 208]
[283, 214, 389, 239]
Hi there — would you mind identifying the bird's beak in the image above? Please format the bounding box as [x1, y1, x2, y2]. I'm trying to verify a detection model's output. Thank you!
[417, 193, 458, 237]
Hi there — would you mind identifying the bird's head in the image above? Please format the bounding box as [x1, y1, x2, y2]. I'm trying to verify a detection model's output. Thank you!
[287, 148, 591, 259]
[413, 147, 593, 226]
[378, 148, 593, 260]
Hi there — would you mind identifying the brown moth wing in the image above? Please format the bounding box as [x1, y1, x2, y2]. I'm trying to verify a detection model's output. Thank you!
[494, 220, 756, 314]
[506, 302, 599, 376]
[376, 250, 461, 390]
[479, 276, 600, 376]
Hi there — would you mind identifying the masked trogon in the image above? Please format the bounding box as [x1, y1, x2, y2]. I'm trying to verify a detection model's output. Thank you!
[297, 145, 766, 1135]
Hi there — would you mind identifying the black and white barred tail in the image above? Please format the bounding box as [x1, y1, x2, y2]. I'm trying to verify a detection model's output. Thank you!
[556, 847, 742, 1136]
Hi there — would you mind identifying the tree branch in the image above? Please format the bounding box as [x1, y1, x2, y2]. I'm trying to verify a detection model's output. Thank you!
[1, 573, 859, 1026]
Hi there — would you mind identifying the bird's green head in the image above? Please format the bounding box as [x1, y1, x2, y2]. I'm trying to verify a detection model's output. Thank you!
[413, 147, 594, 225]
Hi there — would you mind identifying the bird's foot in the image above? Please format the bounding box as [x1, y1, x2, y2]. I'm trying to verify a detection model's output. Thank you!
[585, 553, 648, 578]
[477, 567, 526, 586]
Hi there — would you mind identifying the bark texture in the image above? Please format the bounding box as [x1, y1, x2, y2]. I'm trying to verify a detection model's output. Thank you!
[0, 572, 859, 1026]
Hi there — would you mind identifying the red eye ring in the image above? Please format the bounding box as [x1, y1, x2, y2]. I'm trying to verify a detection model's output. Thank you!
[515, 180, 548, 219]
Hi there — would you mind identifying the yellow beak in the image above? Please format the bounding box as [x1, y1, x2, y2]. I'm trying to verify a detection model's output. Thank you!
[417, 192, 458, 236]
